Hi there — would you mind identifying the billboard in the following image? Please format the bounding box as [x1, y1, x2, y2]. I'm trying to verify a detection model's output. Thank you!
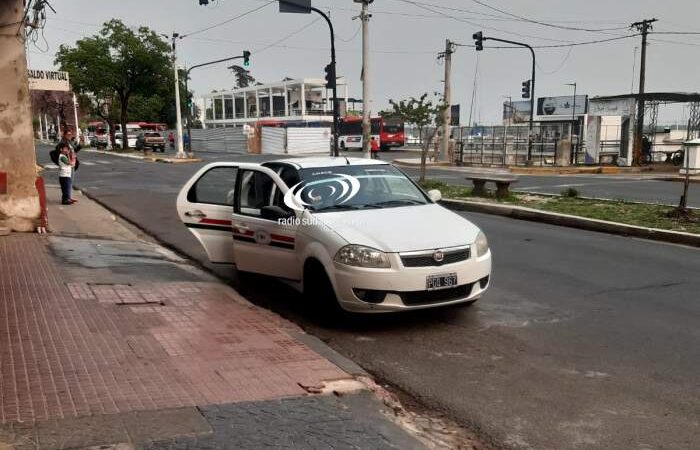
[503, 100, 531, 124]
[537, 95, 587, 116]
[588, 98, 635, 117]
[28, 69, 70, 92]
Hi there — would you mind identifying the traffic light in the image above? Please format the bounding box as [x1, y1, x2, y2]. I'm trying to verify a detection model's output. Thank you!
[473, 31, 483, 51]
[324, 63, 336, 89]
[243, 50, 251, 67]
[186, 92, 193, 109]
[521, 80, 531, 99]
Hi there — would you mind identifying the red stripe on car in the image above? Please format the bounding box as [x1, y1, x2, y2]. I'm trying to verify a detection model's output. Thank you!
[200, 218, 232, 226]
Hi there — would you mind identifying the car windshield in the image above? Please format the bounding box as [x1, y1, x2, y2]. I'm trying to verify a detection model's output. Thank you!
[296, 164, 428, 212]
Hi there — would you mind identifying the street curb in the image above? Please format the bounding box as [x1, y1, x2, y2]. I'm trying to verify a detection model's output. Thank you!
[393, 159, 451, 168]
[653, 176, 700, 184]
[441, 198, 700, 248]
[82, 149, 202, 163]
[287, 331, 369, 378]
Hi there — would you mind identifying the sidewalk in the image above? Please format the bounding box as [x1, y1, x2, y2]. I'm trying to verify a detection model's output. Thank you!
[0, 185, 428, 449]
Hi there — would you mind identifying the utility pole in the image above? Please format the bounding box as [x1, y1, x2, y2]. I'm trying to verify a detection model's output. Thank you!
[171, 33, 186, 159]
[630, 18, 657, 165]
[0, 0, 40, 232]
[358, 0, 372, 159]
[440, 39, 454, 161]
[566, 82, 577, 164]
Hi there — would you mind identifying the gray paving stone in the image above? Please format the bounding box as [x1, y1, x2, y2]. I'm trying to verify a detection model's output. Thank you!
[139, 393, 426, 450]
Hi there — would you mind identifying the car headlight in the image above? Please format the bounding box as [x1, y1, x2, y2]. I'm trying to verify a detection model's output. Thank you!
[475, 231, 489, 257]
[334, 245, 391, 268]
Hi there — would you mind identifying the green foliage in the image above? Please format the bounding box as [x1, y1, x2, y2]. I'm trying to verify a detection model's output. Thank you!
[55, 19, 171, 148]
[229, 65, 256, 89]
[386, 93, 447, 182]
[561, 187, 580, 198]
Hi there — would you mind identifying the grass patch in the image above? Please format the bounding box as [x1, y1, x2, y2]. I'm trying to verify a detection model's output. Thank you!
[533, 197, 700, 234]
[430, 180, 700, 234]
[420, 180, 518, 203]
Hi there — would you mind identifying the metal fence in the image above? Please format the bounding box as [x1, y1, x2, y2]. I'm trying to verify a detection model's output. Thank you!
[455, 124, 582, 167]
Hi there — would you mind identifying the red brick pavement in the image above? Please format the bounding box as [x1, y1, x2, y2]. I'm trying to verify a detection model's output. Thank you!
[0, 235, 347, 424]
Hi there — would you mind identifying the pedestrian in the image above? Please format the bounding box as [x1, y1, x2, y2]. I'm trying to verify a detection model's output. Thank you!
[370, 136, 380, 159]
[168, 132, 175, 150]
[56, 129, 81, 202]
[57, 142, 75, 205]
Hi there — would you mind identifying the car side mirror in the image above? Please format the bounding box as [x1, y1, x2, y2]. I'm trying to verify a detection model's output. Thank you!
[261, 205, 295, 221]
[427, 189, 442, 202]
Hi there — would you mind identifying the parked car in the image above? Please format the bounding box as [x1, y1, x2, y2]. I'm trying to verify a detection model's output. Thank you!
[135, 132, 166, 152]
[113, 132, 137, 148]
[176, 157, 491, 313]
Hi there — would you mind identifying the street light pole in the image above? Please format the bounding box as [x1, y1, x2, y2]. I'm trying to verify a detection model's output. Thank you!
[167, 32, 186, 159]
[566, 82, 577, 165]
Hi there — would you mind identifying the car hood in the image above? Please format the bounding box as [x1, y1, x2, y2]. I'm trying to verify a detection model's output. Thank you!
[311, 203, 480, 252]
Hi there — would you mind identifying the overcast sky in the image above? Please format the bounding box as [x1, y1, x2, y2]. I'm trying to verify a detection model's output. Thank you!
[27, 0, 700, 124]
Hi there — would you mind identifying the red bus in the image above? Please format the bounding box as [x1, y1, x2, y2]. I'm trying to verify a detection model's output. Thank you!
[379, 117, 405, 149]
[338, 117, 404, 151]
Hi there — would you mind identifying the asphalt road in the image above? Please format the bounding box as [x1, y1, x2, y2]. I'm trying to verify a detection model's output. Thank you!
[37, 144, 700, 449]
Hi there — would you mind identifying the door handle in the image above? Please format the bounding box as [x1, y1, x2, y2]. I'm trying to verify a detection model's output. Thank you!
[232, 222, 250, 231]
[185, 210, 206, 218]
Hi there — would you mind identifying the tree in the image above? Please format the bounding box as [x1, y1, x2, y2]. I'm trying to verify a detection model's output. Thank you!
[386, 93, 446, 182]
[228, 65, 256, 89]
[55, 19, 171, 149]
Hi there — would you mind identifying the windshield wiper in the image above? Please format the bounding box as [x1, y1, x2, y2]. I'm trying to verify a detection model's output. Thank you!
[368, 199, 425, 208]
[313, 203, 381, 212]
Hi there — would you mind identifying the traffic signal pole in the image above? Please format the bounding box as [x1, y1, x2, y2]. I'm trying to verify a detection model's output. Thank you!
[474, 33, 536, 163]
[310, 7, 339, 157]
[183, 52, 251, 155]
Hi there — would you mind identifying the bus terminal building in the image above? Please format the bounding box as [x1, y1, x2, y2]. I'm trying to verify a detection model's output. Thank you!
[199, 77, 350, 128]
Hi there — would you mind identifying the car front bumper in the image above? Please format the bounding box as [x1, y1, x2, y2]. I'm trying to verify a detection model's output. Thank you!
[331, 247, 492, 313]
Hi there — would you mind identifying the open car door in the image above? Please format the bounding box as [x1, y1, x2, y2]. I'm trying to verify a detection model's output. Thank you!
[176, 162, 261, 264]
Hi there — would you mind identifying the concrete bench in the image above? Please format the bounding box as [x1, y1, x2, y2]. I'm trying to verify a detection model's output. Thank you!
[466, 175, 519, 199]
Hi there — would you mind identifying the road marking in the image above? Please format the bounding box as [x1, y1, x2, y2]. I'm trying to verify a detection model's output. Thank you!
[80, 161, 96, 166]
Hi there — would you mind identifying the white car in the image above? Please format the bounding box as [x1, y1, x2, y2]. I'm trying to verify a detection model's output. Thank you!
[176, 157, 491, 313]
[113, 132, 138, 148]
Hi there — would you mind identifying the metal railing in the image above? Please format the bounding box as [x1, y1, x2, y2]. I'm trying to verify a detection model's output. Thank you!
[456, 124, 583, 167]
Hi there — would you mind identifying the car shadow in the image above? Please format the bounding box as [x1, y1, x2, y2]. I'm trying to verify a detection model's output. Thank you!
[230, 271, 482, 333]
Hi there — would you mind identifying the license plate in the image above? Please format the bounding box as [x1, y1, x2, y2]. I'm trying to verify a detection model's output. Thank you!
[426, 273, 458, 291]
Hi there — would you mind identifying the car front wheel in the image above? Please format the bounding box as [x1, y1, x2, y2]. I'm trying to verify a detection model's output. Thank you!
[304, 260, 343, 319]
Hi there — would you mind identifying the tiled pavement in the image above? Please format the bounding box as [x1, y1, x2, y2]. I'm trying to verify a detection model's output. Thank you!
[0, 234, 347, 425]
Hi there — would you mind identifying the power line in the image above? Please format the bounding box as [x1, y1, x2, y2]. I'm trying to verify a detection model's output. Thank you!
[254, 16, 323, 55]
[650, 31, 700, 35]
[395, 0, 575, 43]
[649, 38, 700, 47]
[190, 35, 436, 55]
[180, 1, 275, 39]
[454, 33, 639, 49]
[468, 0, 629, 32]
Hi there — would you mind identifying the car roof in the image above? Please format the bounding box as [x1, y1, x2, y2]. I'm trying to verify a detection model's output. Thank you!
[266, 156, 389, 169]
